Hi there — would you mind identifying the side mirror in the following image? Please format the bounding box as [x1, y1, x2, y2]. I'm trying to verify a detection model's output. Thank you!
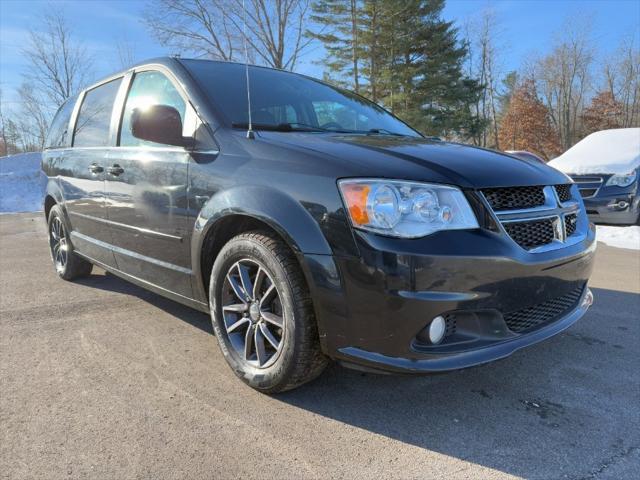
[131, 104, 187, 147]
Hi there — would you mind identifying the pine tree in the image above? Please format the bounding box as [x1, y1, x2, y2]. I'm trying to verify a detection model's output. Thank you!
[308, 0, 482, 138]
[379, 0, 481, 137]
[358, 0, 385, 102]
[308, 0, 362, 92]
[498, 79, 561, 160]
[581, 91, 623, 134]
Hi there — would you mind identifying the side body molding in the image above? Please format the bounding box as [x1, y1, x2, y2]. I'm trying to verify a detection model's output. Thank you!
[190, 185, 334, 302]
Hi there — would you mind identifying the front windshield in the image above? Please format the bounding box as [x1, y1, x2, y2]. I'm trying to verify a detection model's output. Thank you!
[181, 59, 420, 137]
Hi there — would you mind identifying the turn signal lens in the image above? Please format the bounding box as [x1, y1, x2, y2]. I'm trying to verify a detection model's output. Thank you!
[341, 183, 370, 225]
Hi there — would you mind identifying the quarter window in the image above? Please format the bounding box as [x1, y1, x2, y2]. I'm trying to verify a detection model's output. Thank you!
[46, 98, 76, 149]
[120, 71, 186, 147]
[73, 78, 122, 147]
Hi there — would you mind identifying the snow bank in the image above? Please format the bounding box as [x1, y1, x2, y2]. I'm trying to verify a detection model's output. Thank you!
[0, 152, 45, 213]
[549, 128, 640, 175]
[596, 225, 640, 250]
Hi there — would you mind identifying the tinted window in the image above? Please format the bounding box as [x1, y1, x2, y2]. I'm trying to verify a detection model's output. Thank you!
[181, 60, 419, 136]
[120, 70, 186, 147]
[46, 98, 76, 149]
[73, 78, 122, 147]
[313, 101, 371, 131]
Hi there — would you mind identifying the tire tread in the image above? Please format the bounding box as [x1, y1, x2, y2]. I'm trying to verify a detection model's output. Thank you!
[214, 230, 328, 393]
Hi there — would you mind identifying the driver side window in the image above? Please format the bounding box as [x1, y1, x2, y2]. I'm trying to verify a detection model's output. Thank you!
[120, 70, 187, 147]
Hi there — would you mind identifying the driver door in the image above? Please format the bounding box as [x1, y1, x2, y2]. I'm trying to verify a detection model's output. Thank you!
[105, 68, 193, 297]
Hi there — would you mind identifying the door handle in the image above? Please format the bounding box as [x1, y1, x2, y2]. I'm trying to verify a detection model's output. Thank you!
[89, 163, 103, 174]
[107, 164, 124, 176]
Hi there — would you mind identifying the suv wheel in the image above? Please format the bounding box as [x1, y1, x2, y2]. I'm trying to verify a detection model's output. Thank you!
[47, 205, 93, 280]
[209, 231, 328, 393]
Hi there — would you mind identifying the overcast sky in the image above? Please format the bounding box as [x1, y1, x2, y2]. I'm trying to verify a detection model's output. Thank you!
[1, 0, 639, 109]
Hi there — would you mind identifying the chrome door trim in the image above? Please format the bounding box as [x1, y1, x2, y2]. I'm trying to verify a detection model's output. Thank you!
[69, 211, 183, 241]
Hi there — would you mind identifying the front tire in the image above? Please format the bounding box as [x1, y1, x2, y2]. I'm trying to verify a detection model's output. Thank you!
[209, 231, 328, 393]
[47, 205, 93, 280]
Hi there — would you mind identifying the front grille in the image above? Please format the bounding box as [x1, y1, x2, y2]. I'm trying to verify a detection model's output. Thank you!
[504, 285, 585, 333]
[570, 175, 603, 184]
[555, 184, 572, 202]
[482, 183, 585, 252]
[579, 188, 597, 198]
[565, 213, 578, 237]
[503, 218, 556, 250]
[482, 186, 546, 211]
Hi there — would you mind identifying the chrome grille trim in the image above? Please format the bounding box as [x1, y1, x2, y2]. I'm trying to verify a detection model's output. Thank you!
[568, 175, 603, 199]
[480, 184, 587, 252]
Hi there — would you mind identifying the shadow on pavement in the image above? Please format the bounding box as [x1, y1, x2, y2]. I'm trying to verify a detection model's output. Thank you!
[75, 271, 213, 334]
[275, 286, 640, 478]
[70, 270, 640, 478]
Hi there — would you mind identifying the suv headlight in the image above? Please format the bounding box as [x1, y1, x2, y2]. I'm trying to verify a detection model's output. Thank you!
[338, 179, 479, 238]
[606, 171, 637, 187]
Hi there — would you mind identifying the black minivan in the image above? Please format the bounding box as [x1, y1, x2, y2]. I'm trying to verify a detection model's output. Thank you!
[43, 58, 596, 392]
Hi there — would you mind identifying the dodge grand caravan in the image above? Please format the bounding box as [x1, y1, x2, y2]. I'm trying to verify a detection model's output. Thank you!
[42, 58, 596, 392]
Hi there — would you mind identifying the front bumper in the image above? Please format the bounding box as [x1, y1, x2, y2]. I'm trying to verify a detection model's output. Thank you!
[302, 225, 596, 374]
[583, 193, 639, 225]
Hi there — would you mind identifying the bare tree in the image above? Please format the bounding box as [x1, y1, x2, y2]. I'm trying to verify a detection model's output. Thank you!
[534, 17, 594, 149]
[466, 9, 502, 148]
[0, 88, 8, 156]
[22, 11, 93, 108]
[116, 35, 138, 69]
[145, 0, 312, 70]
[15, 83, 50, 151]
[603, 34, 640, 128]
[145, 0, 239, 60]
[233, 0, 312, 70]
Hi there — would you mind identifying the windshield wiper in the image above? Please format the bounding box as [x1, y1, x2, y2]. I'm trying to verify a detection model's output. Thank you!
[232, 122, 327, 132]
[284, 122, 359, 133]
[366, 128, 407, 137]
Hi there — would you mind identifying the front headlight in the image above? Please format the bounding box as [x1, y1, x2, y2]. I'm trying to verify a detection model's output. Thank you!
[338, 179, 479, 238]
[606, 171, 637, 187]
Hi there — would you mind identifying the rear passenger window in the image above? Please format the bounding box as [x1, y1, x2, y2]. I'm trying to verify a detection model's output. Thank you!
[46, 98, 76, 149]
[120, 70, 186, 147]
[73, 78, 122, 147]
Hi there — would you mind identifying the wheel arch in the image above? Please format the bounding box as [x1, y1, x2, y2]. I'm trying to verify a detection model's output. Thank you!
[191, 185, 333, 303]
[43, 179, 65, 220]
[44, 195, 57, 220]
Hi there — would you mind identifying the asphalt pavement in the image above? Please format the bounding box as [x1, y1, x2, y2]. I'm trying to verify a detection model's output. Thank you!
[1, 212, 639, 479]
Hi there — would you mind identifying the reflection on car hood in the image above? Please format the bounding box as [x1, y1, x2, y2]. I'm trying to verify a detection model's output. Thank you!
[257, 132, 570, 189]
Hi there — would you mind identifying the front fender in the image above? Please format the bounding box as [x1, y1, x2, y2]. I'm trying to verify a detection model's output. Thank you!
[195, 184, 332, 254]
[190, 185, 334, 301]
[43, 177, 65, 214]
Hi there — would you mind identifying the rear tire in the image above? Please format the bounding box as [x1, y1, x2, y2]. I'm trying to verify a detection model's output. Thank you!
[209, 231, 328, 393]
[47, 205, 93, 280]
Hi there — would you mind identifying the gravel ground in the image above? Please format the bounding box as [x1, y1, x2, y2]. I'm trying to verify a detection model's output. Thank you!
[1, 212, 639, 480]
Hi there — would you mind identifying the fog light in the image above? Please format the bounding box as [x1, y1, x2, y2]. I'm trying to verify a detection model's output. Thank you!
[608, 200, 629, 210]
[428, 316, 447, 344]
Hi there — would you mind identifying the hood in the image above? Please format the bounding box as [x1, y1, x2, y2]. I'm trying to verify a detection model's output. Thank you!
[549, 128, 640, 175]
[256, 132, 569, 189]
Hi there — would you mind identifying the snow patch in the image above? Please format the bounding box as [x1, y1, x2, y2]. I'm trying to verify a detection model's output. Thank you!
[596, 225, 640, 251]
[0, 152, 45, 213]
[549, 128, 640, 175]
